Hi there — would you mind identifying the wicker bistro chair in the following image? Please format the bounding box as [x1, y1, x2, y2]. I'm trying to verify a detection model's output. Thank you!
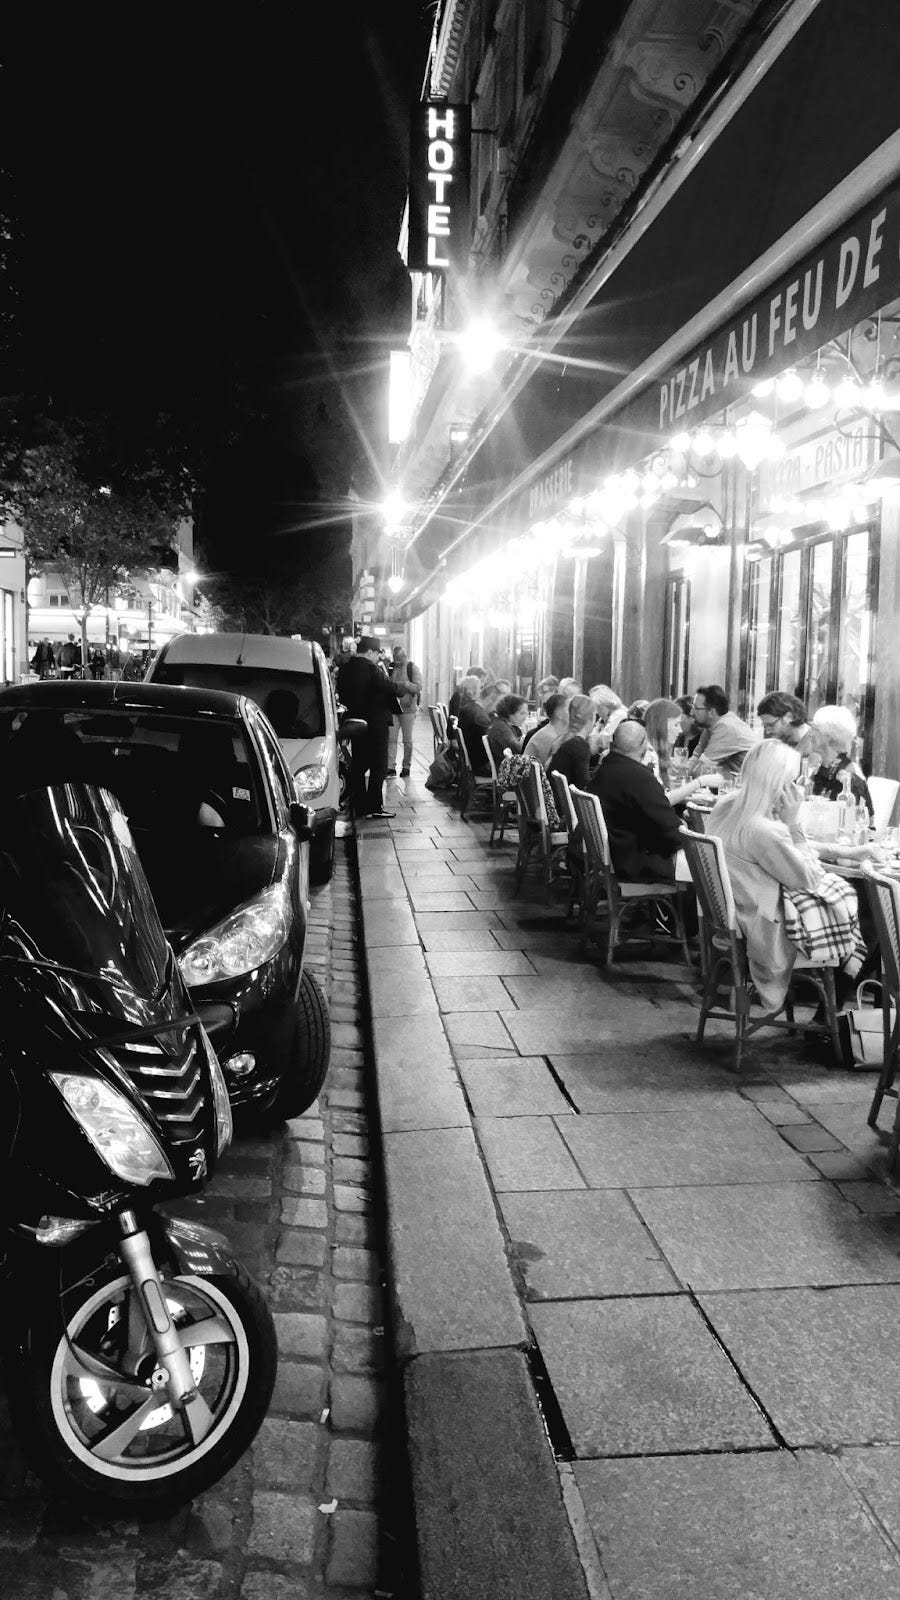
[864, 868, 900, 1170]
[569, 787, 691, 966]
[680, 828, 842, 1073]
[428, 704, 448, 756]
[549, 768, 583, 917]
[453, 723, 493, 823]
[513, 759, 569, 901]
[482, 735, 518, 847]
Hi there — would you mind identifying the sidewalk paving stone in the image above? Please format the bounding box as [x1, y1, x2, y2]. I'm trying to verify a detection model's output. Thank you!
[574, 1451, 900, 1600]
[531, 1296, 774, 1455]
[630, 1180, 900, 1290]
[556, 1105, 817, 1188]
[500, 1189, 680, 1299]
[699, 1284, 900, 1445]
[433, 974, 515, 1012]
[549, 1050, 739, 1112]
[443, 1010, 515, 1050]
[459, 1056, 575, 1117]
[425, 949, 536, 975]
[476, 1115, 588, 1191]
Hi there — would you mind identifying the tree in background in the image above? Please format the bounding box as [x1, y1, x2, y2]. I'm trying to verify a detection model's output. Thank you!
[1, 426, 179, 670]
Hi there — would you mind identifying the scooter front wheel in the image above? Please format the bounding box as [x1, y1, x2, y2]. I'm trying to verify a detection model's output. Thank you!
[9, 1259, 276, 1510]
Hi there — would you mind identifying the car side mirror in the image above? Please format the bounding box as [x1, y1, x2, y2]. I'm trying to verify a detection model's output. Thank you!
[338, 717, 367, 743]
[290, 802, 317, 841]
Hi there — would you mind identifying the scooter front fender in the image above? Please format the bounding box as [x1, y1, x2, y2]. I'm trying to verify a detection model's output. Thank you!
[154, 1212, 239, 1278]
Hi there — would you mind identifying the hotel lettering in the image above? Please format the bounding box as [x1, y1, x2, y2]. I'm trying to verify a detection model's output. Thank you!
[407, 101, 471, 276]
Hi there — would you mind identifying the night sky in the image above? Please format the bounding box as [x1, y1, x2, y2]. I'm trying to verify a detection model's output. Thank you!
[4, 4, 431, 585]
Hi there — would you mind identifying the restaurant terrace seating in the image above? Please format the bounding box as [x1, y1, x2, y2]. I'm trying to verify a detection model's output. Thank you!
[864, 866, 900, 1170]
[569, 786, 691, 967]
[452, 720, 492, 823]
[481, 734, 517, 847]
[549, 768, 583, 918]
[869, 775, 900, 835]
[513, 759, 568, 902]
[428, 703, 448, 755]
[680, 827, 843, 1073]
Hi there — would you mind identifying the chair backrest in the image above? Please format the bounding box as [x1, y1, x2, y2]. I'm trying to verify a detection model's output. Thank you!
[550, 769, 577, 834]
[679, 828, 739, 936]
[454, 721, 472, 773]
[569, 786, 612, 873]
[428, 705, 443, 741]
[482, 734, 500, 782]
[863, 867, 900, 1000]
[869, 775, 900, 833]
[517, 758, 555, 834]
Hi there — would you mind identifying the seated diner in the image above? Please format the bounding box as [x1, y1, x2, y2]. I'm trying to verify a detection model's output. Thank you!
[545, 693, 600, 789]
[809, 703, 873, 818]
[589, 718, 684, 882]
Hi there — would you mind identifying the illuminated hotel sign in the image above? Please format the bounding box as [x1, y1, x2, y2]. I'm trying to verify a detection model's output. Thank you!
[408, 101, 471, 274]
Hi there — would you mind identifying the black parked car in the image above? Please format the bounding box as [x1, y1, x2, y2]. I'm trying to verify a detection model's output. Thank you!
[0, 680, 331, 1121]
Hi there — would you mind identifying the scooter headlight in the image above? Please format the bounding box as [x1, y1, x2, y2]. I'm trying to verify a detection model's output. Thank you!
[294, 761, 330, 800]
[52, 1074, 174, 1185]
[200, 1028, 233, 1155]
[178, 884, 291, 987]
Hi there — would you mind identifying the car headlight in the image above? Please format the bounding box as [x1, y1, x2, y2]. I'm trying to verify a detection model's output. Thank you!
[294, 761, 330, 799]
[52, 1073, 174, 1185]
[178, 883, 291, 987]
[200, 1028, 233, 1155]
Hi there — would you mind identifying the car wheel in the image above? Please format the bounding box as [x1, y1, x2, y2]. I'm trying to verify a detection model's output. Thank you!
[309, 818, 335, 885]
[267, 970, 331, 1121]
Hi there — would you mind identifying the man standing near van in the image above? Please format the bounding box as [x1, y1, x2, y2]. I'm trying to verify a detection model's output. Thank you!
[337, 636, 402, 818]
[388, 645, 422, 778]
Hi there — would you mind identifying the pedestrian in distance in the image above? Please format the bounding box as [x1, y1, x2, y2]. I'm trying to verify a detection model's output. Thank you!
[31, 638, 56, 679]
[89, 645, 105, 680]
[58, 634, 82, 679]
[106, 641, 123, 681]
[336, 634, 403, 818]
[387, 644, 423, 779]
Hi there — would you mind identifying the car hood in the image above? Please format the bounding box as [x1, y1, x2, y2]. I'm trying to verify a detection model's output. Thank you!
[282, 730, 332, 775]
[132, 830, 280, 952]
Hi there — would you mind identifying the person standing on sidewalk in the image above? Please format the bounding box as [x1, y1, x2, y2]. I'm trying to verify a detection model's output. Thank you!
[387, 645, 422, 778]
[337, 635, 402, 818]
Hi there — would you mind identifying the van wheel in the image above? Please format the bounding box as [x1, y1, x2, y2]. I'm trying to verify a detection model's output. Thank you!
[309, 819, 335, 885]
[268, 970, 331, 1121]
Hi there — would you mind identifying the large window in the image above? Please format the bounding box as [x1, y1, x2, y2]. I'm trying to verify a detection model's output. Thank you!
[741, 520, 879, 764]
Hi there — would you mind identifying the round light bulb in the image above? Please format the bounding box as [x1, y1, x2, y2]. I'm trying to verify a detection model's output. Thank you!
[803, 374, 831, 408]
[775, 369, 804, 404]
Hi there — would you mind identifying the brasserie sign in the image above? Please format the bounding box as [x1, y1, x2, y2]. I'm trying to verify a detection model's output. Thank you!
[653, 178, 900, 435]
[407, 101, 471, 275]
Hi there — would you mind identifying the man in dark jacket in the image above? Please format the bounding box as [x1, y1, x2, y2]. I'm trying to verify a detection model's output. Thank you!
[336, 635, 402, 818]
[589, 719, 683, 881]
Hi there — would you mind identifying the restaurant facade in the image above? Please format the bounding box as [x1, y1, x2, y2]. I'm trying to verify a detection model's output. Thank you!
[373, 0, 900, 794]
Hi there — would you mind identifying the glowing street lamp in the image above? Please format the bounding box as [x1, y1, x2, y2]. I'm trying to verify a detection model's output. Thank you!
[457, 316, 504, 375]
[387, 573, 405, 595]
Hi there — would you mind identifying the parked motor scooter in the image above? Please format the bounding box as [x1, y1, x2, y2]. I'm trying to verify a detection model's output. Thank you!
[0, 780, 277, 1510]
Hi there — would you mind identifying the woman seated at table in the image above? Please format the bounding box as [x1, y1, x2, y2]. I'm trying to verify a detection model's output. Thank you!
[487, 694, 528, 766]
[706, 740, 827, 1012]
[809, 704, 873, 818]
[644, 697, 723, 809]
[545, 694, 600, 788]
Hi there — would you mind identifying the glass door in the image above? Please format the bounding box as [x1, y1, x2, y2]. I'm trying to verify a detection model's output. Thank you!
[663, 573, 690, 697]
[742, 519, 879, 764]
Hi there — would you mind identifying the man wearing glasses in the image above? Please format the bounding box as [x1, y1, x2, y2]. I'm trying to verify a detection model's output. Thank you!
[757, 692, 813, 761]
[687, 684, 757, 776]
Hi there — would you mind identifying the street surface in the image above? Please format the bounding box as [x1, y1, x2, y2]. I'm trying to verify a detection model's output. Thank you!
[0, 824, 411, 1600]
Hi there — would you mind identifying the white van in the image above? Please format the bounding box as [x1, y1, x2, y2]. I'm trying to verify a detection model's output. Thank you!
[147, 632, 342, 882]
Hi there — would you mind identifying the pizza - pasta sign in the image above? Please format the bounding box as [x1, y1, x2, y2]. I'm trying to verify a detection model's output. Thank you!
[655, 185, 900, 433]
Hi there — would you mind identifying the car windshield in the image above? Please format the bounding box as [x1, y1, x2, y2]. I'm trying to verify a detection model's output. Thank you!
[0, 708, 267, 837]
[153, 662, 325, 739]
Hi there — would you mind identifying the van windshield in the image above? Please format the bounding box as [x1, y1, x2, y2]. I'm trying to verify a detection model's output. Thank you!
[153, 663, 325, 738]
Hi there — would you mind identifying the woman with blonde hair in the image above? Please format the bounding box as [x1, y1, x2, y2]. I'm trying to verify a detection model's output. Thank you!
[706, 740, 823, 1011]
[545, 693, 599, 789]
